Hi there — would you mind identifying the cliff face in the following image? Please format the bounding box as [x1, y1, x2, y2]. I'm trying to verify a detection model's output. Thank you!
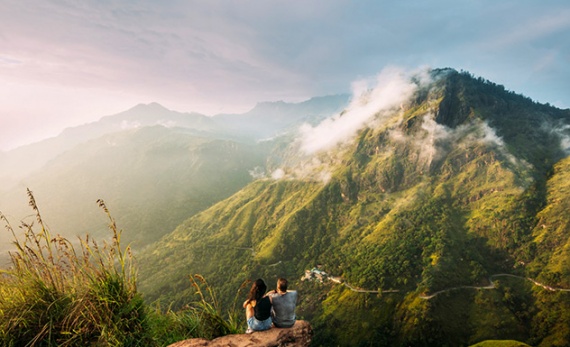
[167, 320, 312, 347]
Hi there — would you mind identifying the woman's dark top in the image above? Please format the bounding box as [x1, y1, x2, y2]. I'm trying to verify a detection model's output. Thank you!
[254, 296, 272, 321]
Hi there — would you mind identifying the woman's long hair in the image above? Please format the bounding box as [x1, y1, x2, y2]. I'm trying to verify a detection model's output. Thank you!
[246, 278, 267, 303]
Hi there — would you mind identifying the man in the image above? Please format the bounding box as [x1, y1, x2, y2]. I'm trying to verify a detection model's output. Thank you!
[268, 277, 297, 328]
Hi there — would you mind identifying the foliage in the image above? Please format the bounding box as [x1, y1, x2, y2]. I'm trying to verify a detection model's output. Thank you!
[0, 190, 148, 346]
[144, 275, 244, 345]
[0, 191, 240, 346]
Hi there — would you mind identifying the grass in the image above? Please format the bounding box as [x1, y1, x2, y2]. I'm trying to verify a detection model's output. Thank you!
[0, 189, 240, 346]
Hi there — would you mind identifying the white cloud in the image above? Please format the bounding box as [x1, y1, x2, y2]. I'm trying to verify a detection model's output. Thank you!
[157, 120, 176, 128]
[479, 121, 505, 147]
[271, 168, 285, 180]
[0, 55, 22, 66]
[549, 123, 570, 154]
[120, 120, 142, 130]
[248, 166, 266, 179]
[419, 115, 452, 166]
[393, 114, 515, 169]
[299, 66, 420, 154]
[561, 135, 570, 154]
[483, 8, 570, 50]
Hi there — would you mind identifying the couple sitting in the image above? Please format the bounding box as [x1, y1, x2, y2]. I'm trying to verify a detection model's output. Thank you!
[243, 277, 297, 333]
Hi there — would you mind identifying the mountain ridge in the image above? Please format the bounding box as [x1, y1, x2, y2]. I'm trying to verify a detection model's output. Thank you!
[0, 95, 350, 185]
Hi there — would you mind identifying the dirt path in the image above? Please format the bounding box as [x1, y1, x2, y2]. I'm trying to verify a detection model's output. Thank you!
[342, 282, 400, 294]
[419, 274, 570, 299]
[319, 271, 570, 299]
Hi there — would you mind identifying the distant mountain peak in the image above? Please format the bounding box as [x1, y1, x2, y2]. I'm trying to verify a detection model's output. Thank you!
[122, 102, 172, 115]
[250, 94, 351, 111]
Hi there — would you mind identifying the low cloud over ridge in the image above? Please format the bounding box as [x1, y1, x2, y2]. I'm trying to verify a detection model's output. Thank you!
[299, 67, 426, 155]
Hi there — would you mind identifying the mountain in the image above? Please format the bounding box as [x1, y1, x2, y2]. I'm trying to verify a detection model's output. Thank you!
[0, 96, 350, 255]
[213, 94, 351, 140]
[137, 68, 570, 346]
[0, 96, 349, 189]
[0, 103, 215, 186]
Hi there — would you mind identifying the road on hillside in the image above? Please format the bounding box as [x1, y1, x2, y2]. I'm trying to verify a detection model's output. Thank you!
[315, 270, 570, 300]
[418, 274, 570, 299]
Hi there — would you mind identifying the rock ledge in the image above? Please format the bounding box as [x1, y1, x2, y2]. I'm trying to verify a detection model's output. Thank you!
[167, 320, 312, 347]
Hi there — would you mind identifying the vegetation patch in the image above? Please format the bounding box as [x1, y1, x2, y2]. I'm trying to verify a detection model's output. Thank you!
[0, 190, 240, 346]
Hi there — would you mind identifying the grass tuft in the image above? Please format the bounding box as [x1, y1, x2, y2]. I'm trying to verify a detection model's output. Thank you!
[0, 190, 241, 346]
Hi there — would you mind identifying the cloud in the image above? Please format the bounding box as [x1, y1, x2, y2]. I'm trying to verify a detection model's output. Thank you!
[1, 1, 568, 151]
[483, 8, 570, 50]
[249, 166, 266, 179]
[432, 118, 520, 166]
[560, 133, 570, 154]
[157, 120, 176, 128]
[120, 120, 141, 130]
[548, 123, 570, 155]
[0, 55, 22, 66]
[418, 115, 452, 166]
[120, 118, 176, 130]
[271, 168, 285, 180]
[479, 121, 505, 147]
[269, 163, 333, 184]
[391, 114, 515, 169]
[299, 66, 423, 154]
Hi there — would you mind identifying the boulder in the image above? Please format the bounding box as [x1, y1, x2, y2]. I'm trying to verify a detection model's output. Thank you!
[167, 320, 312, 347]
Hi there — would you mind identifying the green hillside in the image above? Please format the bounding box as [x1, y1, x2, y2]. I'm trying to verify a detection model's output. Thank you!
[0, 126, 268, 249]
[138, 69, 570, 346]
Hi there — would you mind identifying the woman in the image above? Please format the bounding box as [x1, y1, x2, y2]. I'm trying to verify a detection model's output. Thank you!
[243, 278, 272, 333]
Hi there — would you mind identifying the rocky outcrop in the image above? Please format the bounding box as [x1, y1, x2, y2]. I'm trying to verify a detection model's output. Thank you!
[167, 320, 312, 347]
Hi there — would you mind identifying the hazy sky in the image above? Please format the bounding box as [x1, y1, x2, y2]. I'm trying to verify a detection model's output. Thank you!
[1, 0, 569, 151]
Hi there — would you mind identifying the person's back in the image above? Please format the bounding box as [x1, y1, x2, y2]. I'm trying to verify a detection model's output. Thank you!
[269, 278, 297, 328]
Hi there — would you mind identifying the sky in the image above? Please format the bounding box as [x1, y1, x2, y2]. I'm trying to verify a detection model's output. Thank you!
[1, 0, 569, 151]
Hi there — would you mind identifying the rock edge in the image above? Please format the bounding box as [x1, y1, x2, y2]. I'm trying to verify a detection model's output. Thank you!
[167, 320, 312, 347]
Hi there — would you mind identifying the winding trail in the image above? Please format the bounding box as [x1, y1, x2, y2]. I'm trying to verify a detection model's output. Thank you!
[318, 271, 570, 300]
[341, 281, 399, 294]
[264, 260, 283, 267]
[418, 274, 570, 300]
